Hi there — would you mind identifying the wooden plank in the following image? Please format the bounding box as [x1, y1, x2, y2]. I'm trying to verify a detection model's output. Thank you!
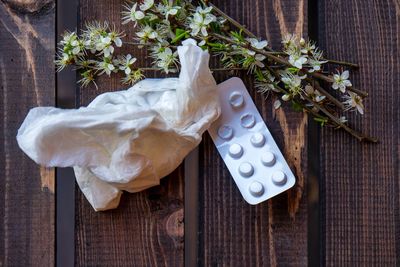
[319, 0, 400, 265]
[0, 0, 55, 266]
[74, 1, 184, 266]
[198, 0, 309, 265]
[56, 1, 78, 266]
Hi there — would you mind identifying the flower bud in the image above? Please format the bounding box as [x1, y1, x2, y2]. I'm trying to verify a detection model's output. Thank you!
[281, 94, 291, 101]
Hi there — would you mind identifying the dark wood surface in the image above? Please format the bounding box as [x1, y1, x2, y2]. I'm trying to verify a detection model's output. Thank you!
[0, 0, 55, 266]
[74, 1, 184, 266]
[319, 0, 400, 265]
[1, 0, 399, 266]
[198, 0, 309, 266]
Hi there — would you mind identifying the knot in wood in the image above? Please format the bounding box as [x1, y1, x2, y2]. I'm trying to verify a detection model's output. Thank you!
[165, 208, 184, 245]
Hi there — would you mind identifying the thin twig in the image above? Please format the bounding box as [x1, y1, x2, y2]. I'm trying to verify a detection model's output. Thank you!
[125, 42, 178, 48]
[264, 65, 376, 142]
[310, 72, 368, 97]
[303, 95, 377, 142]
[138, 67, 244, 72]
[210, 4, 359, 68]
[324, 58, 359, 68]
[211, 33, 369, 98]
[204, 4, 369, 98]
[306, 78, 345, 110]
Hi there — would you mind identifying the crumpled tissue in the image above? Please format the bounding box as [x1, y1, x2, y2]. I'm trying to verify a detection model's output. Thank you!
[17, 39, 221, 211]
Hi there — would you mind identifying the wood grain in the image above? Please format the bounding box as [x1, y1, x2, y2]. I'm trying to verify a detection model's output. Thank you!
[319, 0, 400, 265]
[0, 0, 55, 266]
[75, 1, 184, 266]
[198, 0, 309, 266]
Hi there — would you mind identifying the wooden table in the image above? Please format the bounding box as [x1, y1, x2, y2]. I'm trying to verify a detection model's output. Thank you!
[1, 0, 399, 266]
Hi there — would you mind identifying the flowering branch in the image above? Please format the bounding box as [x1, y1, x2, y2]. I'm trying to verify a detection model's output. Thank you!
[55, 0, 377, 142]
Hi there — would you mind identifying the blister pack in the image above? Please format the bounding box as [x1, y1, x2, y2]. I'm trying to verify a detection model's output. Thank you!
[208, 77, 296, 204]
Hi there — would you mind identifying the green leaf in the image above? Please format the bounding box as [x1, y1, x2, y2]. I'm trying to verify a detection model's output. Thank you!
[207, 42, 224, 48]
[287, 67, 299, 74]
[210, 22, 221, 33]
[254, 68, 264, 81]
[230, 30, 245, 42]
[313, 117, 328, 127]
[171, 29, 189, 44]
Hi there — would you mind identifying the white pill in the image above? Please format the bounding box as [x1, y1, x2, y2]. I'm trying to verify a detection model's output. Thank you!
[218, 125, 233, 140]
[229, 143, 243, 158]
[249, 181, 264, 197]
[239, 162, 254, 177]
[229, 91, 244, 108]
[251, 133, 265, 147]
[261, 151, 275, 166]
[240, 113, 256, 128]
[271, 171, 287, 186]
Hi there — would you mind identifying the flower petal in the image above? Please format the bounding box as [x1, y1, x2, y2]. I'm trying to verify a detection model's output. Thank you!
[274, 99, 282, 109]
[341, 70, 349, 79]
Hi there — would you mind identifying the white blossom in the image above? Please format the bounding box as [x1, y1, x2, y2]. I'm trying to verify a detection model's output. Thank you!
[255, 54, 266, 67]
[55, 53, 72, 71]
[237, 48, 266, 72]
[122, 69, 144, 85]
[189, 6, 216, 37]
[332, 70, 352, 93]
[288, 53, 308, 69]
[255, 71, 278, 95]
[95, 36, 114, 57]
[93, 31, 123, 57]
[247, 38, 268, 50]
[77, 70, 97, 88]
[118, 54, 137, 75]
[140, 0, 154, 11]
[339, 116, 348, 123]
[282, 73, 303, 88]
[157, 1, 181, 19]
[122, 3, 145, 25]
[343, 92, 364, 114]
[308, 58, 327, 72]
[300, 40, 316, 54]
[136, 25, 159, 43]
[61, 32, 76, 44]
[81, 23, 122, 56]
[281, 73, 306, 96]
[153, 47, 178, 73]
[60, 32, 83, 56]
[70, 40, 83, 55]
[196, 6, 213, 15]
[103, 46, 114, 58]
[282, 33, 297, 51]
[305, 85, 325, 102]
[98, 59, 116, 76]
[113, 36, 123, 47]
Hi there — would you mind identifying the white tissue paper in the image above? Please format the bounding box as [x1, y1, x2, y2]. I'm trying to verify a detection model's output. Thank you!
[17, 39, 221, 211]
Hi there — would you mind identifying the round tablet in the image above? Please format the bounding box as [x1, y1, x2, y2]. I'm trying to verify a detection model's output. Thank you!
[229, 143, 243, 158]
[240, 113, 256, 128]
[217, 125, 233, 140]
[239, 162, 254, 177]
[271, 171, 287, 186]
[261, 151, 275, 166]
[249, 181, 264, 197]
[251, 133, 266, 147]
[229, 91, 244, 108]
